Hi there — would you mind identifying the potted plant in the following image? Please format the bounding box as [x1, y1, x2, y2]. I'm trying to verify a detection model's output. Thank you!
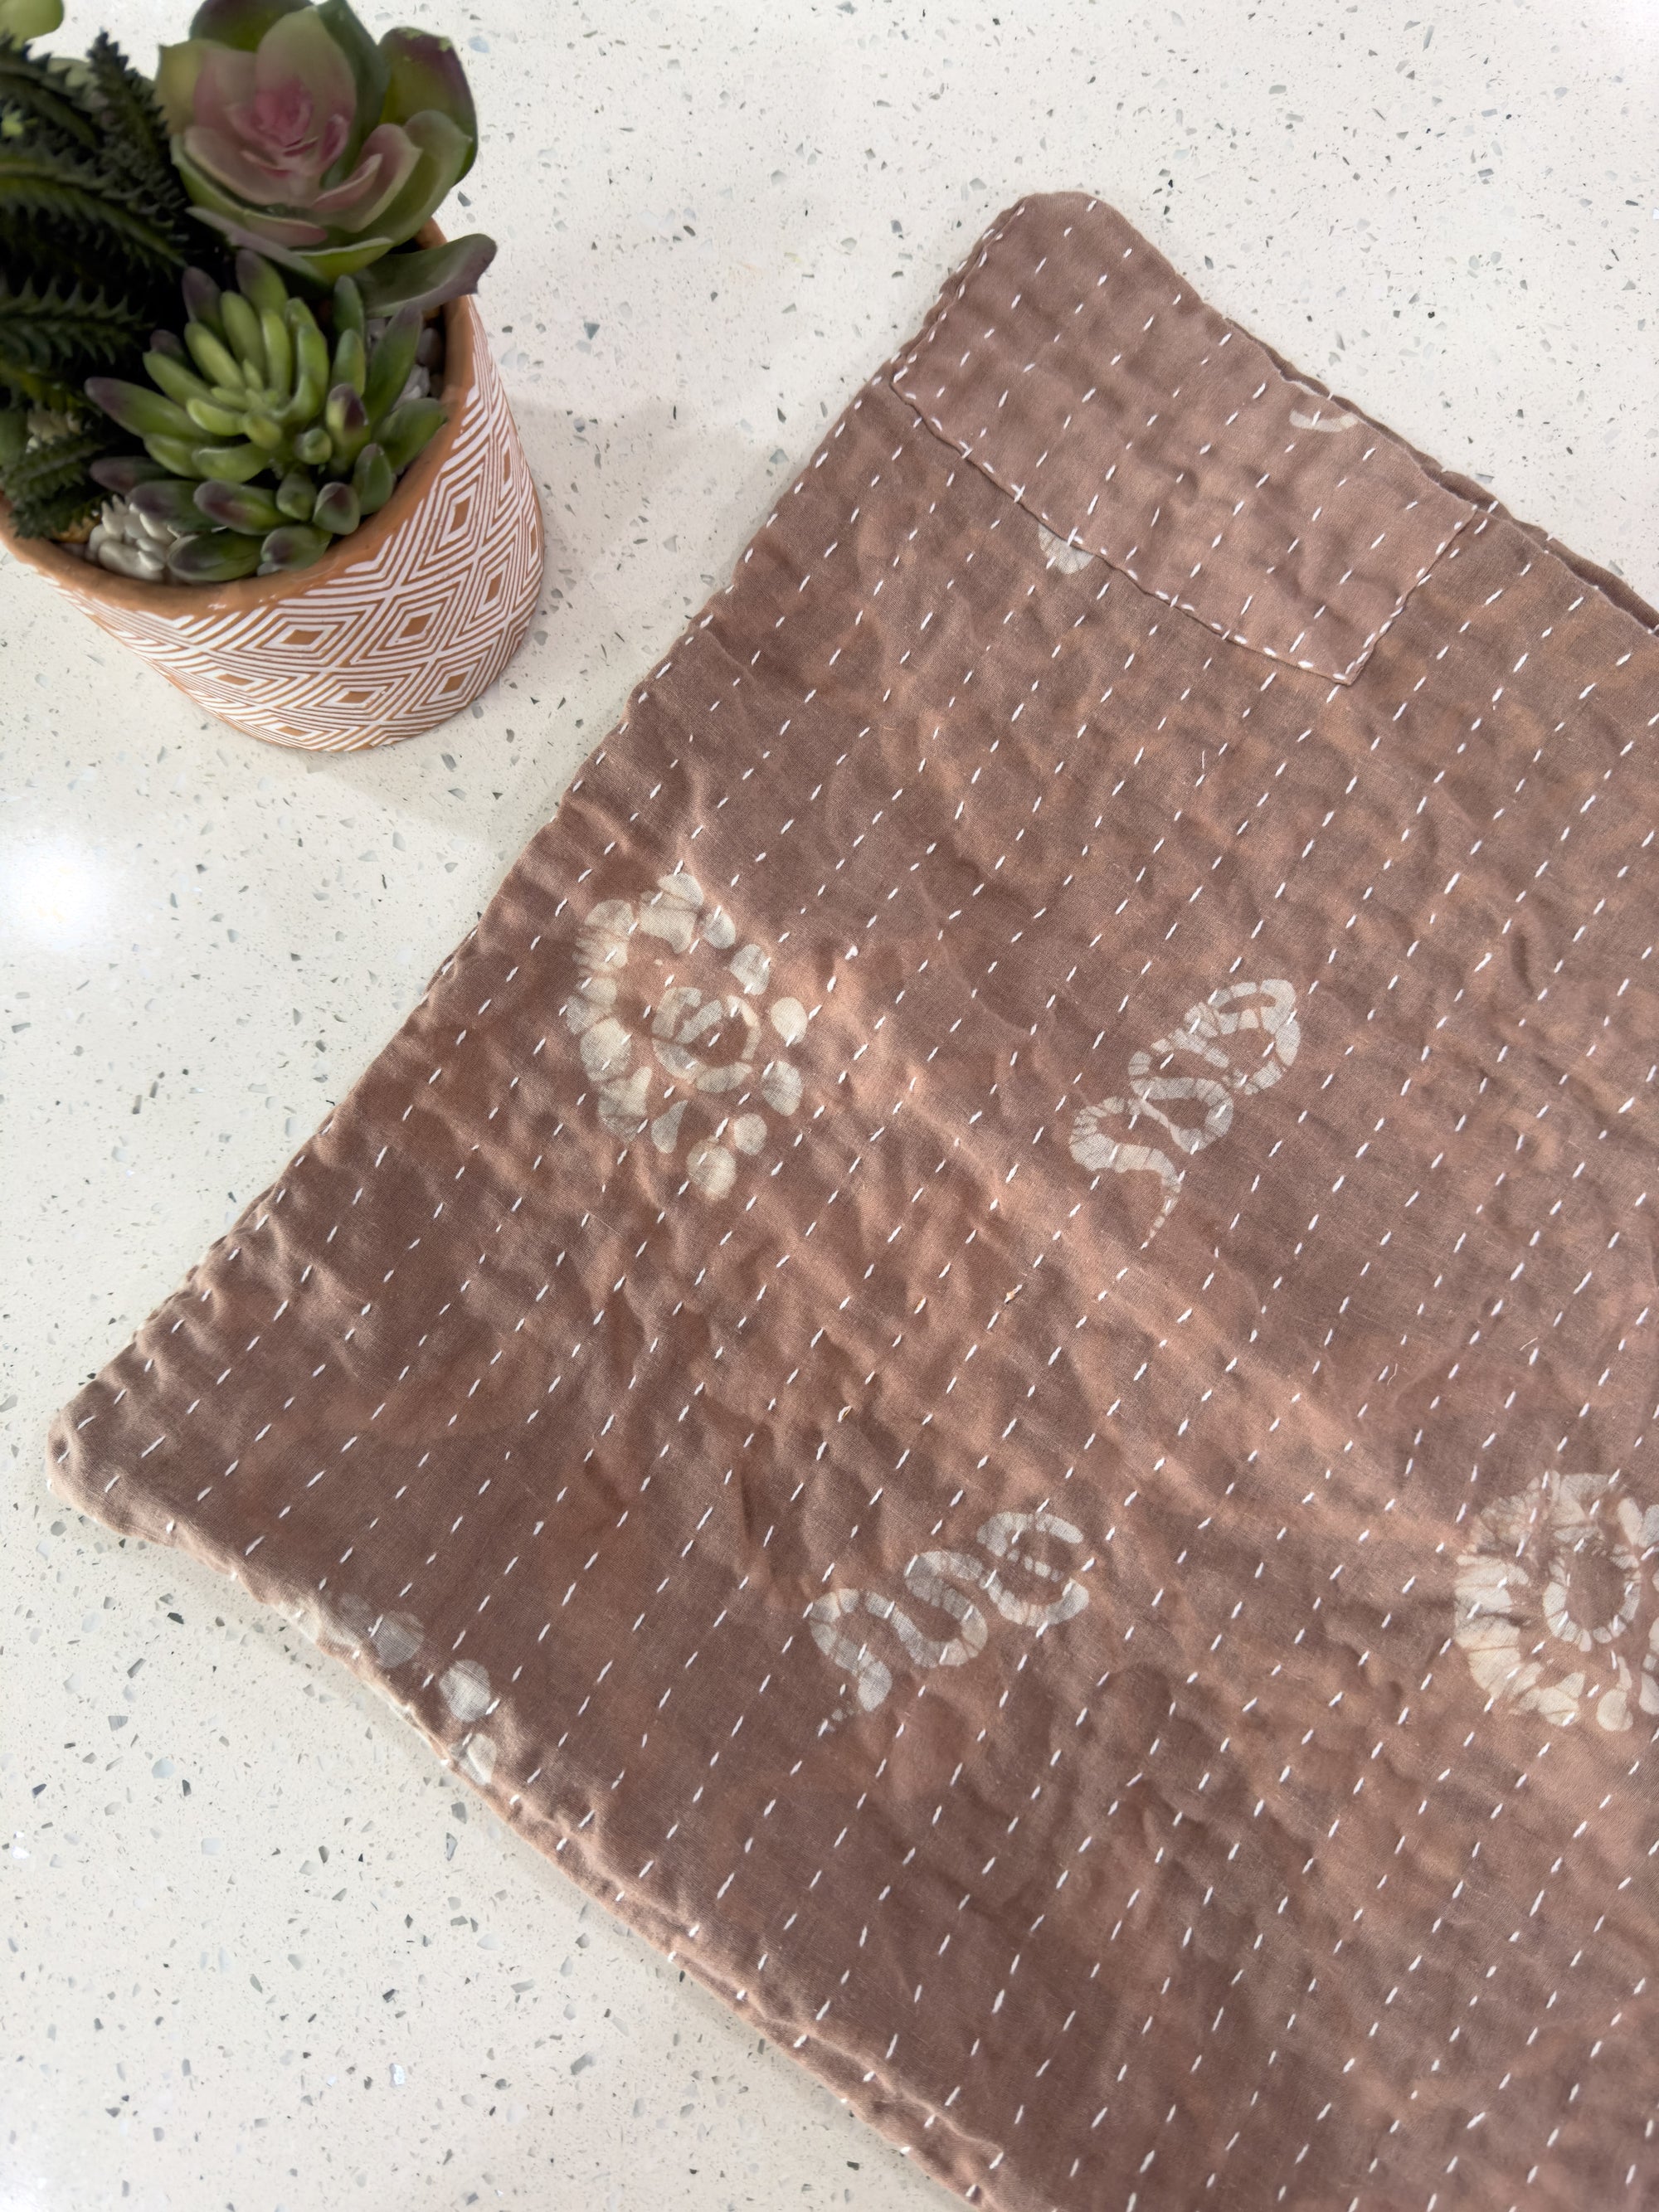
[0, 0, 541, 751]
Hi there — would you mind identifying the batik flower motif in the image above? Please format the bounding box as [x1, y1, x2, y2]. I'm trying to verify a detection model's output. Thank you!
[562, 867, 806, 1199]
[1454, 1471, 1659, 1733]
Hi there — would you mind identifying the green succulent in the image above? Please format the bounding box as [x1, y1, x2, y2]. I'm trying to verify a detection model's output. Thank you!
[85, 249, 444, 578]
[153, 0, 493, 312]
[0, 0, 62, 41]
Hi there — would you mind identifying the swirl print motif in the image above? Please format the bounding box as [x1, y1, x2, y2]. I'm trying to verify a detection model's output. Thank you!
[1070, 978, 1301, 1239]
[808, 1507, 1092, 1724]
[1454, 1472, 1659, 1733]
[562, 867, 807, 1199]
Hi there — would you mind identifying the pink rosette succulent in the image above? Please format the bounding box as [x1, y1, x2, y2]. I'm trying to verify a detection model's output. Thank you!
[156, 0, 493, 311]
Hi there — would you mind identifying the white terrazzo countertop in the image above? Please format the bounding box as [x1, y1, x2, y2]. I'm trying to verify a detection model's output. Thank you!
[2, 2, 1654, 2206]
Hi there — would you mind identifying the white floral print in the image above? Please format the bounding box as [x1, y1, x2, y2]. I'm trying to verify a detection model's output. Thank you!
[563, 866, 806, 1198]
[1454, 1471, 1659, 1733]
[1071, 978, 1300, 1240]
[1037, 520, 1096, 574]
[1286, 377, 1360, 434]
[439, 1659, 493, 1723]
[277, 1589, 500, 1777]
[335, 1592, 424, 1669]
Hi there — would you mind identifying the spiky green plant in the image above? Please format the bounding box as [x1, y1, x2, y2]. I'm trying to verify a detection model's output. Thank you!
[0, 278, 148, 411]
[0, 22, 207, 534]
[86, 250, 444, 578]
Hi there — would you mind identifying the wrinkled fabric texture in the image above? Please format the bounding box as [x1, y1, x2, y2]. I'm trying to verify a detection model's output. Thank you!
[49, 196, 1659, 2210]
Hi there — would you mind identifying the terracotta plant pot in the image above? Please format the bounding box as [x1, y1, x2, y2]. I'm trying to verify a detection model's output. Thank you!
[0, 290, 542, 752]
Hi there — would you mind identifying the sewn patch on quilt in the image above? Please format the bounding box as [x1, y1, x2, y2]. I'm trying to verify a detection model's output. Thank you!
[892, 193, 1478, 683]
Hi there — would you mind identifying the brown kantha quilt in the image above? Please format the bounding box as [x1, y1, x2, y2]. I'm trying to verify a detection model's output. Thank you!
[49, 195, 1659, 2210]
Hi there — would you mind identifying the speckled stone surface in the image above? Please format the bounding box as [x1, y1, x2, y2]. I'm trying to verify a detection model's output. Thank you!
[2, 3, 1654, 2206]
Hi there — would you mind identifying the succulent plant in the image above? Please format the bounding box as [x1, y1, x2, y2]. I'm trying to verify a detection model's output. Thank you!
[154, 0, 494, 314]
[84, 247, 443, 577]
[0, 22, 207, 534]
[0, 0, 61, 38]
